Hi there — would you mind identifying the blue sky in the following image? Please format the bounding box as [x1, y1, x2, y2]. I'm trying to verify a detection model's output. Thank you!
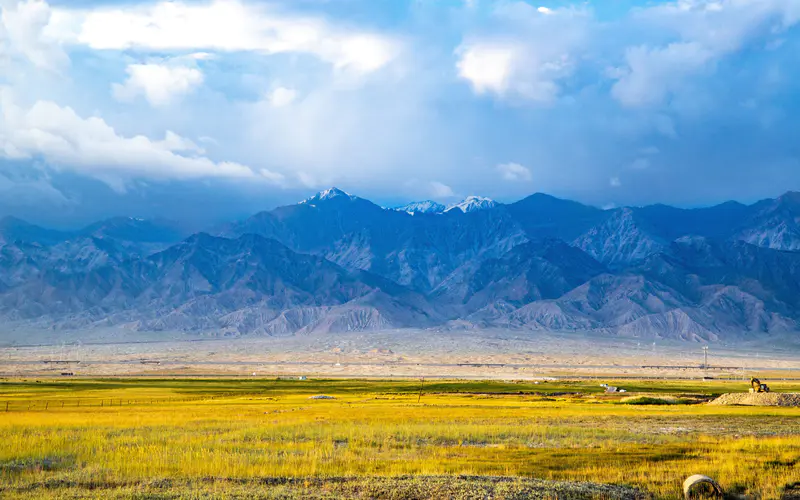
[0, 0, 799, 227]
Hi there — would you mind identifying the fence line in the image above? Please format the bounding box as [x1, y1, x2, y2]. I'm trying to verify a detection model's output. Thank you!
[0, 395, 233, 412]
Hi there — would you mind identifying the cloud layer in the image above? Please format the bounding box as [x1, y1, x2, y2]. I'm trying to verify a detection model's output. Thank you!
[0, 88, 276, 192]
[1, 0, 799, 225]
[50, 0, 400, 74]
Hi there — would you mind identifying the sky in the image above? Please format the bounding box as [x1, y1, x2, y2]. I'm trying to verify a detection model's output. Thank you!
[0, 0, 799, 228]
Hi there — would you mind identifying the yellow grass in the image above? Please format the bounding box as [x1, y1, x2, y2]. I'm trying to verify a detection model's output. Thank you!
[0, 378, 798, 499]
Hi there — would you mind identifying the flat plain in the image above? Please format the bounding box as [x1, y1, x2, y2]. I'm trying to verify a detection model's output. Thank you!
[3, 329, 800, 379]
[1, 377, 799, 499]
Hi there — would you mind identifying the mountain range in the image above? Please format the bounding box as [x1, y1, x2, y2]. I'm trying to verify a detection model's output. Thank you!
[2, 188, 800, 342]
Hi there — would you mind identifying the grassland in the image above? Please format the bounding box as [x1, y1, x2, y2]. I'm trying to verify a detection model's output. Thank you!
[0, 378, 799, 499]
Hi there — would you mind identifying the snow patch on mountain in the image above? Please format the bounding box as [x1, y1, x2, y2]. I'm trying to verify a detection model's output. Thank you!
[395, 200, 446, 215]
[300, 187, 355, 205]
[445, 196, 498, 213]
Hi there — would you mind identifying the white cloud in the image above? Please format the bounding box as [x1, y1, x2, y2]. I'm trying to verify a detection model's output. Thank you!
[537, 7, 553, 15]
[429, 181, 455, 198]
[609, 176, 621, 187]
[455, 4, 589, 102]
[611, 42, 714, 107]
[156, 130, 205, 154]
[50, 0, 400, 74]
[456, 44, 515, 96]
[0, 0, 68, 71]
[267, 86, 298, 108]
[629, 158, 650, 170]
[244, 65, 454, 191]
[637, 0, 800, 50]
[112, 63, 204, 107]
[197, 136, 219, 146]
[496, 162, 532, 181]
[611, 0, 800, 107]
[456, 41, 570, 102]
[0, 87, 280, 190]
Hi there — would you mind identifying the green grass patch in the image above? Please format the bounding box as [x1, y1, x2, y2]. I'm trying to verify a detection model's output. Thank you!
[621, 396, 695, 406]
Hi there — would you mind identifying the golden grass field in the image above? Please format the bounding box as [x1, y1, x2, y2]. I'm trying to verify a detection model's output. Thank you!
[0, 378, 798, 499]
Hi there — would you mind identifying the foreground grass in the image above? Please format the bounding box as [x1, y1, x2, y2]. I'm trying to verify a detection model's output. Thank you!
[1, 476, 650, 499]
[0, 378, 798, 499]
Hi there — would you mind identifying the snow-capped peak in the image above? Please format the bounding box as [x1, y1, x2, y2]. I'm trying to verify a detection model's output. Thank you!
[300, 187, 355, 204]
[445, 196, 498, 213]
[395, 200, 445, 215]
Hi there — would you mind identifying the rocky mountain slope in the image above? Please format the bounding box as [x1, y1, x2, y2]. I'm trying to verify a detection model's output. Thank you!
[0, 233, 439, 334]
[1, 189, 800, 340]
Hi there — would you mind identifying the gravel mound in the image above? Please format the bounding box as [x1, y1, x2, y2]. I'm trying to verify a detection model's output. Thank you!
[709, 392, 800, 406]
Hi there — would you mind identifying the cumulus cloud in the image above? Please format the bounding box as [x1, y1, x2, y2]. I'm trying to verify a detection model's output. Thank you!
[611, 0, 800, 107]
[456, 41, 572, 103]
[609, 176, 621, 188]
[456, 44, 516, 96]
[0, 0, 68, 71]
[267, 86, 298, 108]
[112, 63, 204, 107]
[455, 3, 589, 103]
[496, 162, 531, 181]
[0, 87, 280, 191]
[49, 0, 400, 74]
[611, 43, 714, 107]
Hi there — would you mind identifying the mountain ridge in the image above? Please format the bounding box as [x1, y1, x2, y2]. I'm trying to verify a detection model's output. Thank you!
[2, 188, 800, 341]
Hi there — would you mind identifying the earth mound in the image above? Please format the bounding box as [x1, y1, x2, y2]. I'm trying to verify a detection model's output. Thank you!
[709, 392, 800, 406]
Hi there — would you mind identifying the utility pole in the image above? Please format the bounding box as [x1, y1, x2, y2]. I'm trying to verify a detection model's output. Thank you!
[702, 346, 709, 371]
